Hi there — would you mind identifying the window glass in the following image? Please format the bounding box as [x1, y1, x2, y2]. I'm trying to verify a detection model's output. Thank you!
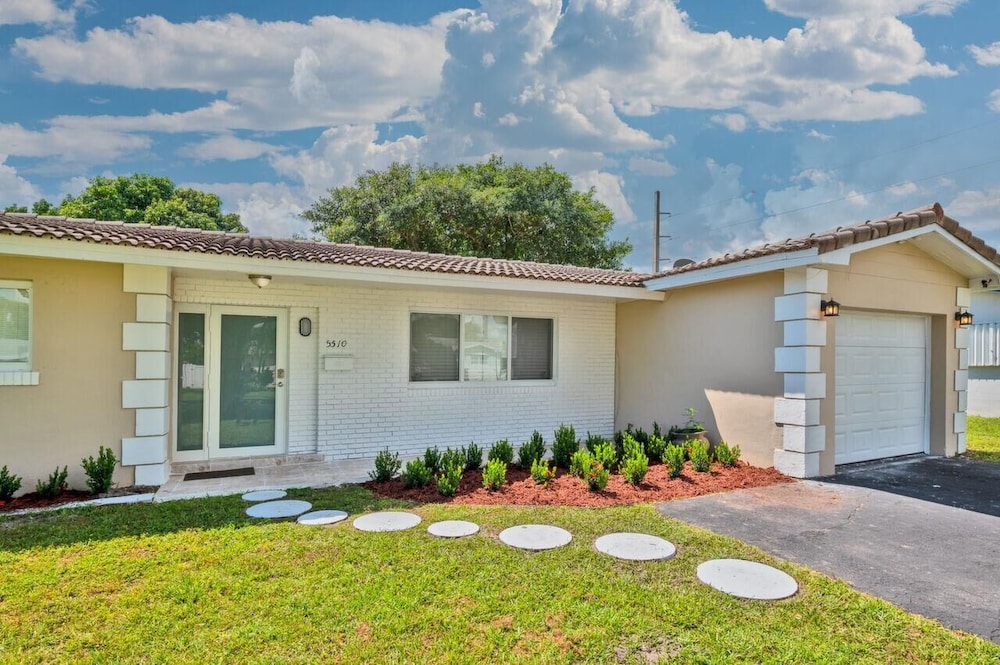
[511, 317, 553, 380]
[463, 315, 509, 381]
[0, 284, 31, 369]
[410, 313, 460, 381]
[177, 313, 205, 452]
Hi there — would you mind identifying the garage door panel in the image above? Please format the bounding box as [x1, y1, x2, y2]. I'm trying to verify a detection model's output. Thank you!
[835, 311, 928, 465]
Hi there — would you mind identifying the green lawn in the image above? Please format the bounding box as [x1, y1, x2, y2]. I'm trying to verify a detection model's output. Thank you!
[1, 486, 997, 664]
[966, 416, 1000, 463]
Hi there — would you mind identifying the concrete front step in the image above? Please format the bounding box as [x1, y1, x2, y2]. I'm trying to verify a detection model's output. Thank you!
[170, 454, 325, 476]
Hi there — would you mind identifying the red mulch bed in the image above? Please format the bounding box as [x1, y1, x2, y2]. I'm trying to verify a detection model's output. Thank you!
[0, 486, 158, 514]
[365, 461, 791, 507]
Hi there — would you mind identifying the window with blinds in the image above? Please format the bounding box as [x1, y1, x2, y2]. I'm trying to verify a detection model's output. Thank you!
[409, 312, 553, 382]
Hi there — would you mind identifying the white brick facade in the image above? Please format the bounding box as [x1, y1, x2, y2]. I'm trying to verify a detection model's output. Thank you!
[172, 278, 616, 461]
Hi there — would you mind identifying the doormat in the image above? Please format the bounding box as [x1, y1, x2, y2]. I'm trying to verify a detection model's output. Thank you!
[183, 467, 256, 481]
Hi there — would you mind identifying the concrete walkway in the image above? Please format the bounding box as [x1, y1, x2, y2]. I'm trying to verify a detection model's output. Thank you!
[658, 481, 1000, 644]
[154, 459, 372, 501]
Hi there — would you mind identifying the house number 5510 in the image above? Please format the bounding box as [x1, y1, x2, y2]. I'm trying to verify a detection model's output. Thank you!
[326, 339, 348, 349]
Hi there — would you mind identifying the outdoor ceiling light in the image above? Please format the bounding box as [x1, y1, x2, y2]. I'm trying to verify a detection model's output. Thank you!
[820, 299, 840, 317]
[955, 310, 974, 327]
[248, 274, 271, 288]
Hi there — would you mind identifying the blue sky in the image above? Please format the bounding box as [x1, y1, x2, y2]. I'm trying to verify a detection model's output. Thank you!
[1, 0, 998, 270]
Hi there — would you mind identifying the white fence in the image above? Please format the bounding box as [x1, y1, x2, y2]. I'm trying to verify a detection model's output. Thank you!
[969, 322, 1000, 366]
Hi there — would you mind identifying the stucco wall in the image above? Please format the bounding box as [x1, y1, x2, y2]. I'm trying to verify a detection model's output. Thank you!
[615, 272, 784, 468]
[819, 241, 966, 475]
[172, 276, 617, 460]
[0, 257, 135, 495]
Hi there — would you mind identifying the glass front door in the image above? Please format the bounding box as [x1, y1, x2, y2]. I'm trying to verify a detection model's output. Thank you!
[175, 306, 287, 460]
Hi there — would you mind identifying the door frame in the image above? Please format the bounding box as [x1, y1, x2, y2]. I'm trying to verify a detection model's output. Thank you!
[172, 303, 289, 462]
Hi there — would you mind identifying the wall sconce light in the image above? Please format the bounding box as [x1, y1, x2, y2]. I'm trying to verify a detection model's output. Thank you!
[955, 310, 974, 327]
[820, 298, 840, 317]
[248, 274, 271, 288]
[298, 317, 312, 337]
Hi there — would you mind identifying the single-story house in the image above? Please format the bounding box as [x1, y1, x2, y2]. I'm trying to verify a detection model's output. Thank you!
[1, 202, 997, 494]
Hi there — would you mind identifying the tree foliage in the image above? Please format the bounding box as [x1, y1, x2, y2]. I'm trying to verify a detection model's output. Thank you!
[302, 157, 631, 269]
[5, 174, 245, 232]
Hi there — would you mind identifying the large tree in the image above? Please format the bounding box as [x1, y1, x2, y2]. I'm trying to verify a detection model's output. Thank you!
[53, 174, 246, 232]
[302, 157, 632, 269]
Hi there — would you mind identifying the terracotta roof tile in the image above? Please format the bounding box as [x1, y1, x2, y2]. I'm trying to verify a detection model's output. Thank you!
[0, 214, 649, 287]
[652, 203, 1000, 278]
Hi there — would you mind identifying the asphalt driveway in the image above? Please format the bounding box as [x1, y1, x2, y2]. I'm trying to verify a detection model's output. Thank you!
[818, 455, 1000, 518]
[658, 478, 1000, 643]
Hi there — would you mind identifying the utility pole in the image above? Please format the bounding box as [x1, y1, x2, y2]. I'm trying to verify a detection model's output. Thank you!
[652, 190, 671, 273]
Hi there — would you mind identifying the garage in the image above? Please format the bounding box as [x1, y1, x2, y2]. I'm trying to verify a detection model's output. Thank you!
[834, 311, 929, 465]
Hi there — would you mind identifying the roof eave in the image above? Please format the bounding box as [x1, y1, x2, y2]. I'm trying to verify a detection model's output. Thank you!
[0, 229, 663, 301]
[642, 247, 821, 291]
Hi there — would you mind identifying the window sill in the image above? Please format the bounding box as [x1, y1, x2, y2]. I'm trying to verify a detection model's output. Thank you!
[0, 371, 39, 386]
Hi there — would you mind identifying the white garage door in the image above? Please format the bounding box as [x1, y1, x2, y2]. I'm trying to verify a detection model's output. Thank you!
[834, 311, 929, 465]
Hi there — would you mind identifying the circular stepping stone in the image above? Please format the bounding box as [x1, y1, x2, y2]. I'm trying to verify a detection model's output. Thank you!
[245, 499, 312, 519]
[297, 509, 349, 526]
[697, 559, 798, 600]
[353, 511, 422, 532]
[499, 524, 572, 551]
[594, 533, 676, 561]
[242, 489, 287, 502]
[427, 520, 479, 538]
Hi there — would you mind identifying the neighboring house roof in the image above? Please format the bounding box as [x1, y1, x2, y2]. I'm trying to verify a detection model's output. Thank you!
[654, 203, 1000, 278]
[0, 213, 649, 288]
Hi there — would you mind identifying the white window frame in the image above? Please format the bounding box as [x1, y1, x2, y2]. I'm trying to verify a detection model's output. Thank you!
[408, 309, 556, 384]
[0, 279, 32, 372]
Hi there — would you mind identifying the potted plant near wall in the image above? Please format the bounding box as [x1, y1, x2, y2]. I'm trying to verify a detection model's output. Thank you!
[670, 407, 709, 446]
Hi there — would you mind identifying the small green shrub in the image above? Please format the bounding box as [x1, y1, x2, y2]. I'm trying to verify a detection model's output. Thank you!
[584, 432, 607, 455]
[441, 447, 463, 473]
[714, 440, 741, 467]
[423, 446, 443, 473]
[530, 458, 555, 485]
[518, 431, 546, 468]
[36, 466, 68, 499]
[585, 462, 610, 491]
[592, 440, 617, 471]
[0, 465, 22, 501]
[621, 451, 649, 485]
[621, 433, 643, 459]
[81, 446, 118, 495]
[487, 439, 514, 466]
[369, 448, 402, 482]
[652, 421, 664, 439]
[436, 464, 463, 497]
[647, 434, 668, 463]
[482, 458, 507, 491]
[689, 439, 711, 473]
[463, 443, 483, 471]
[401, 459, 432, 489]
[552, 424, 579, 469]
[664, 444, 685, 478]
[569, 449, 593, 479]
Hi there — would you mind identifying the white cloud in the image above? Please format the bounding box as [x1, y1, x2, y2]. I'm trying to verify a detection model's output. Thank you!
[572, 170, 636, 224]
[178, 135, 280, 162]
[0, 158, 42, 207]
[948, 187, 1000, 233]
[628, 157, 676, 177]
[0, 122, 151, 166]
[990, 90, 1000, 113]
[710, 114, 749, 132]
[289, 47, 328, 104]
[269, 124, 424, 197]
[0, 0, 75, 25]
[473, 102, 486, 118]
[184, 181, 312, 238]
[764, 0, 966, 18]
[550, 1, 951, 125]
[806, 129, 832, 140]
[969, 42, 1000, 66]
[14, 13, 451, 132]
[886, 180, 919, 196]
